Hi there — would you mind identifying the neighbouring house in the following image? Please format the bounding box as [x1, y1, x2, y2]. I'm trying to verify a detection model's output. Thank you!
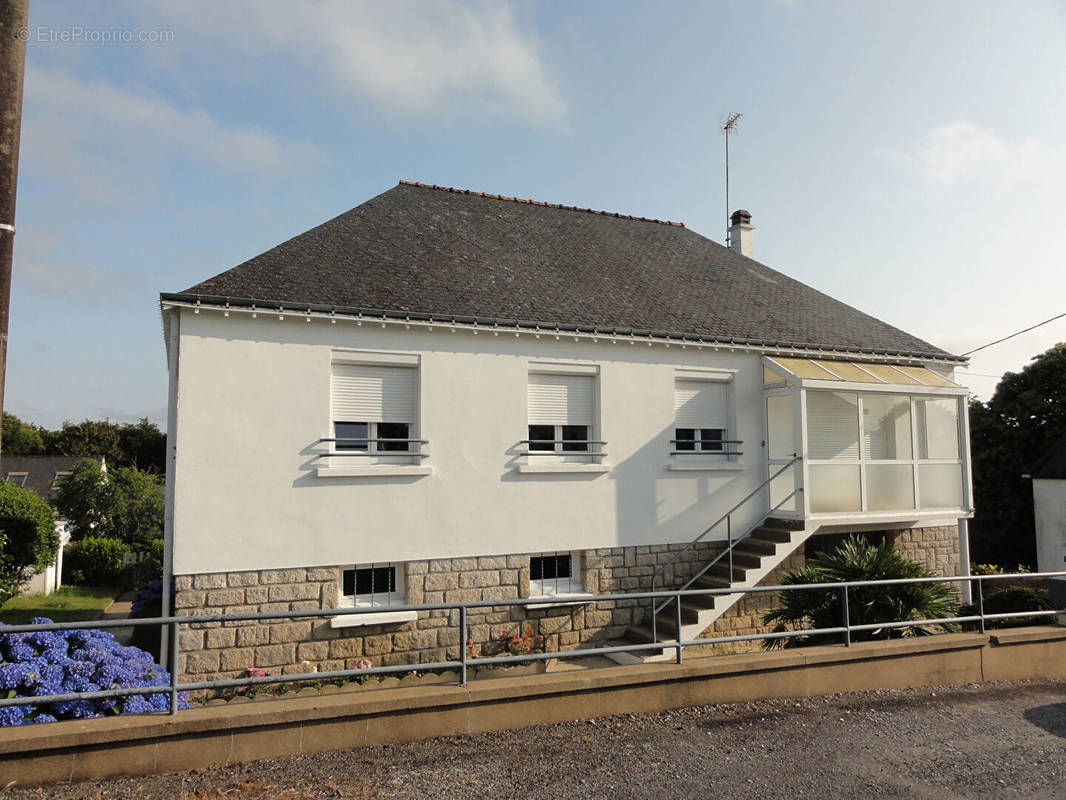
[1, 455, 106, 595]
[1028, 432, 1066, 573]
[160, 181, 973, 682]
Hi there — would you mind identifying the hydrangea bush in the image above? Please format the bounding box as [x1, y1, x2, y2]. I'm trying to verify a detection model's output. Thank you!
[0, 617, 190, 726]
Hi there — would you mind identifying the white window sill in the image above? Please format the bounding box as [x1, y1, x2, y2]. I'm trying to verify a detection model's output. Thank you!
[516, 464, 612, 474]
[317, 466, 433, 478]
[330, 610, 419, 628]
[667, 462, 745, 472]
[526, 593, 595, 609]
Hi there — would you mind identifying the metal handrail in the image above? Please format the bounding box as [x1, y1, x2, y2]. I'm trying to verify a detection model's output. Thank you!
[315, 437, 430, 460]
[650, 456, 802, 642]
[0, 570, 1062, 718]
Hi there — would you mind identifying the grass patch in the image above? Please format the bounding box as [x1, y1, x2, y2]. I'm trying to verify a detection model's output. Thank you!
[0, 585, 119, 625]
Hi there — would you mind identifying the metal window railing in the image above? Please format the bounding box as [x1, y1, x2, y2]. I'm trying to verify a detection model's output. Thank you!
[517, 439, 607, 456]
[315, 437, 430, 459]
[1, 570, 1063, 720]
[669, 438, 743, 456]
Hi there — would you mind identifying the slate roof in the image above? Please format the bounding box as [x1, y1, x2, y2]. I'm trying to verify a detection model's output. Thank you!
[166, 181, 959, 362]
[1029, 433, 1066, 480]
[1, 456, 104, 503]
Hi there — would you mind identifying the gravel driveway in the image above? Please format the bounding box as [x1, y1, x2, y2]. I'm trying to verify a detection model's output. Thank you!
[5, 679, 1066, 799]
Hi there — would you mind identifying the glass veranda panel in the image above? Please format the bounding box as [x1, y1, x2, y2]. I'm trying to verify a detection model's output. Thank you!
[862, 394, 912, 460]
[809, 464, 861, 512]
[919, 463, 964, 508]
[866, 464, 915, 511]
[916, 397, 961, 460]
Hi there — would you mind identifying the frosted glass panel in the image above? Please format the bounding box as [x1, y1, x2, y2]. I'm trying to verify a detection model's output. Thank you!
[806, 391, 859, 460]
[916, 398, 960, 460]
[862, 394, 912, 460]
[769, 463, 797, 512]
[919, 464, 964, 508]
[767, 395, 795, 461]
[867, 464, 915, 511]
[809, 464, 861, 512]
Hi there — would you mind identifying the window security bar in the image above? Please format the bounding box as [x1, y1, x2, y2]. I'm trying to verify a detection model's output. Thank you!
[316, 437, 430, 459]
[518, 440, 607, 456]
[2, 569, 1063, 718]
[670, 438, 743, 456]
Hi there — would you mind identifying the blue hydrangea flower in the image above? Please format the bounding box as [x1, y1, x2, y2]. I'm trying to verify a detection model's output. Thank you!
[0, 706, 25, 726]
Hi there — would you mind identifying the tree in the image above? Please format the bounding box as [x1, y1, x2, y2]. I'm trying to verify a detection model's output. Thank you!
[53, 459, 163, 549]
[969, 343, 1066, 567]
[0, 480, 57, 605]
[53, 420, 123, 464]
[762, 536, 958, 648]
[0, 412, 43, 456]
[116, 418, 166, 473]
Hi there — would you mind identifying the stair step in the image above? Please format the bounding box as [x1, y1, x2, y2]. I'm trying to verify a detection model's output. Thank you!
[750, 526, 793, 544]
[729, 551, 763, 568]
[735, 537, 779, 556]
[708, 562, 749, 581]
[693, 574, 731, 590]
[625, 625, 676, 649]
[765, 517, 806, 531]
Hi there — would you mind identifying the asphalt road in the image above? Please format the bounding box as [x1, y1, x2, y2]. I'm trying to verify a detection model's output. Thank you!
[5, 680, 1066, 799]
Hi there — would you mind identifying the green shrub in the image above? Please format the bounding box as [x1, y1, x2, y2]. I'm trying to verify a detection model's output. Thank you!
[762, 535, 959, 648]
[127, 537, 163, 587]
[0, 481, 58, 605]
[959, 586, 1053, 629]
[63, 536, 128, 586]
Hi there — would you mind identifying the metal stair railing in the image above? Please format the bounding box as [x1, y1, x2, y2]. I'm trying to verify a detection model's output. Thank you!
[650, 456, 802, 645]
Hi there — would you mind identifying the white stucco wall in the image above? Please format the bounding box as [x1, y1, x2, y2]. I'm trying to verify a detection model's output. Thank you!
[1034, 478, 1066, 573]
[168, 309, 784, 575]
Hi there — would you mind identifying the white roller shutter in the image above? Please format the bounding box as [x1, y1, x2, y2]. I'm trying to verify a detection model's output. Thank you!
[806, 391, 859, 460]
[527, 373, 593, 425]
[674, 380, 728, 429]
[332, 364, 416, 423]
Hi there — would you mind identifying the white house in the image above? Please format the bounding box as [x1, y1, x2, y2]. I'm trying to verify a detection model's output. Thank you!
[161, 182, 973, 680]
[1029, 433, 1066, 573]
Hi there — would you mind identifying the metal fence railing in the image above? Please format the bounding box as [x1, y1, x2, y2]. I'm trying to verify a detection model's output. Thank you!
[1, 571, 1063, 720]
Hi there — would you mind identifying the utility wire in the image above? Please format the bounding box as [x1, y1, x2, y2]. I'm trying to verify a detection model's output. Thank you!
[961, 311, 1066, 357]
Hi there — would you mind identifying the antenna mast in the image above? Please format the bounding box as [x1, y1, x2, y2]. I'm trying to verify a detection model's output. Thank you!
[722, 112, 742, 246]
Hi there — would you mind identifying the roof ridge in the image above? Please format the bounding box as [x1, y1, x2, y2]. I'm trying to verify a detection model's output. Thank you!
[398, 180, 685, 228]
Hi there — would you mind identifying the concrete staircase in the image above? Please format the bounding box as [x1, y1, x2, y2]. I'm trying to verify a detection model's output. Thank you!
[611, 520, 817, 663]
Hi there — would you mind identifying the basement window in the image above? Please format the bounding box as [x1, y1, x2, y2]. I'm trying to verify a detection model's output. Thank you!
[529, 552, 584, 598]
[331, 562, 416, 628]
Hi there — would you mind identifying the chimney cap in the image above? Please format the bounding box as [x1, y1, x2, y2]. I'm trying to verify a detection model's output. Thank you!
[730, 209, 752, 226]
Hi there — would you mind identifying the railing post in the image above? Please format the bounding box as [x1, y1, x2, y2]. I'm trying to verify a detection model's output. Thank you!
[674, 593, 683, 664]
[651, 575, 658, 645]
[841, 586, 851, 647]
[168, 619, 180, 715]
[459, 606, 468, 686]
[727, 515, 733, 577]
[976, 579, 986, 635]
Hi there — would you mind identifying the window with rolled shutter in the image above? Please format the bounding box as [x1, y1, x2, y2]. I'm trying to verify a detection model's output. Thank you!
[332, 364, 416, 424]
[527, 373, 593, 426]
[806, 391, 860, 460]
[674, 380, 729, 429]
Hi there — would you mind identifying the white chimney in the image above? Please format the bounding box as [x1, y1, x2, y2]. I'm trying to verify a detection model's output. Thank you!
[729, 209, 754, 258]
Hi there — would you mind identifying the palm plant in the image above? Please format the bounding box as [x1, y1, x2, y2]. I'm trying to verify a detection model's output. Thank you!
[762, 535, 958, 648]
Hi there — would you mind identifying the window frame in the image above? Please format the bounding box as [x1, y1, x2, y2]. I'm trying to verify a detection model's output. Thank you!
[670, 369, 739, 468]
[337, 563, 405, 610]
[5, 472, 27, 487]
[522, 363, 604, 468]
[527, 551, 588, 601]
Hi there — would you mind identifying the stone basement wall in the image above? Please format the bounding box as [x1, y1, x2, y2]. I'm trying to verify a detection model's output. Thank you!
[174, 525, 961, 684]
[174, 541, 725, 686]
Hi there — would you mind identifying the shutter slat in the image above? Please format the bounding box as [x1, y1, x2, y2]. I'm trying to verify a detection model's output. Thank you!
[332, 364, 415, 423]
[527, 374, 593, 425]
[674, 380, 728, 429]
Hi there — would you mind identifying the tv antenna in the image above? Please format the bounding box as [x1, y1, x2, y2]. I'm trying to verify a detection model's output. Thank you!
[722, 112, 742, 245]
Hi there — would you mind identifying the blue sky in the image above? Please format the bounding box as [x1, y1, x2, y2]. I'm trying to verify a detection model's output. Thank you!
[9, 0, 1066, 428]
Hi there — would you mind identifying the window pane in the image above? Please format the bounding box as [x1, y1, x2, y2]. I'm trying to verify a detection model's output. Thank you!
[561, 424, 589, 452]
[342, 568, 355, 596]
[919, 464, 964, 508]
[377, 421, 410, 452]
[767, 394, 795, 461]
[862, 394, 912, 460]
[335, 421, 368, 451]
[809, 464, 861, 512]
[867, 464, 915, 511]
[528, 424, 555, 451]
[772, 357, 841, 380]
[857, 363, 923, 385]
[354, 566, 396, 596]
[806, 391, 859, 460]
[675, 428, 696, 451]
[916, 398, 960, 460]
[530, 554, 571, 580]
[699, 429, 724, 452]
[813, 361, 883, 382]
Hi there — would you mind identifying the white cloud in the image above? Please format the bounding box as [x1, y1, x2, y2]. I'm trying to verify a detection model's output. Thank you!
[921, 121, 1066, 186]
[24, 66, 317, 178]
[139, 0, 566, 123]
